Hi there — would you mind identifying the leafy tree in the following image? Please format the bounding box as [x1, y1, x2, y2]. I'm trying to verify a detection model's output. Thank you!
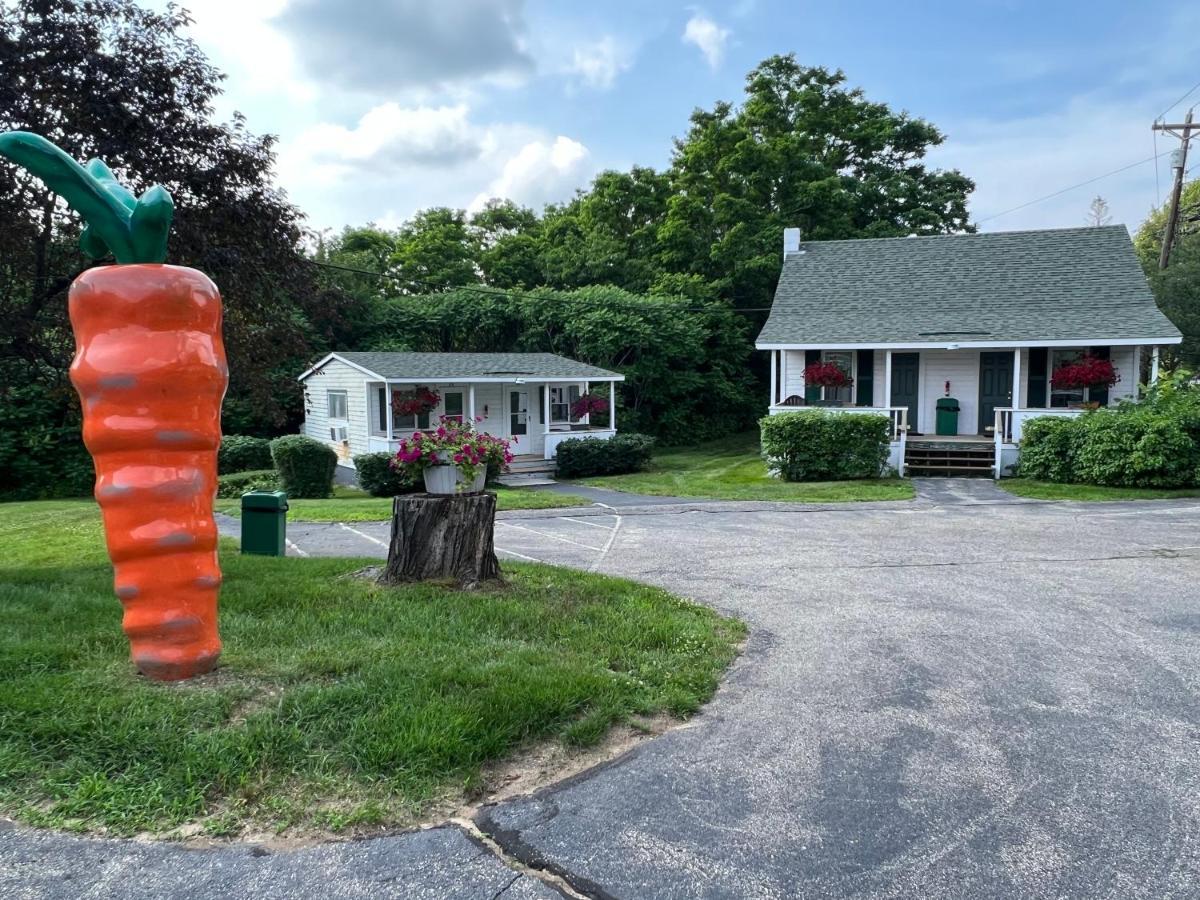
[1133, 181, 1200, 368]
[470, 199, 543, 289]
[658, 55, 974, 308]
[1133, 180, 1200, 265]
[0, 0, 349, 468]
[388, 207, 479, 293]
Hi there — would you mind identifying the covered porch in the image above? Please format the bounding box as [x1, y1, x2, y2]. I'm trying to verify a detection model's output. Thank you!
[364, 377, 620, 460]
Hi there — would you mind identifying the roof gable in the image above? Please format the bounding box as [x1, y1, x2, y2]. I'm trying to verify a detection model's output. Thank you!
[756, 226, 1182, 347]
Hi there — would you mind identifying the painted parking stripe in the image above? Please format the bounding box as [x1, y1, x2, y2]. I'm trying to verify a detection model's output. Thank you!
[496, 546, 543, 563]
[556, 516, 617, 531]
[285, 538, 310, 557]
[495, 520, 604, 551]
[337, 522, 389, 549]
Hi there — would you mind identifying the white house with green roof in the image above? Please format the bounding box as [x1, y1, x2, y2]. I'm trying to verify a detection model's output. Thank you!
[297, 352, 624, 471]
[757, 226, 1183, 477]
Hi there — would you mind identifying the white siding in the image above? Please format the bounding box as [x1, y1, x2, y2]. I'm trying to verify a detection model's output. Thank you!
[1110, 346, 1137, 404]
[300, 359, 369, 465]
[782, 350, 806, 400]
[920, 350, 981, 435]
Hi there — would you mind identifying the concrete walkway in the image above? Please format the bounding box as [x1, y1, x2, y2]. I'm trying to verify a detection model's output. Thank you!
[11, 487, 1200, 898]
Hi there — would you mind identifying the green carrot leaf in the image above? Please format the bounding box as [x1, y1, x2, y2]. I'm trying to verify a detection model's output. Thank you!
[129, 186, 173, 264]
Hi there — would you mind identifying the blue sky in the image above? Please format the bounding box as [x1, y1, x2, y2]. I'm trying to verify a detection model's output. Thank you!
[160, 0, 1199, 235]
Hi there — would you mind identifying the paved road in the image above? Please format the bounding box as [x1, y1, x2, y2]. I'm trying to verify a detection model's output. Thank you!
[10, 484, 1200, 898]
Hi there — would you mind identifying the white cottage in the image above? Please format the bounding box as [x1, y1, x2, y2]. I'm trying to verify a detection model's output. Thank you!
[297, 352, 625, 473]
[757, 226, 1183, 476]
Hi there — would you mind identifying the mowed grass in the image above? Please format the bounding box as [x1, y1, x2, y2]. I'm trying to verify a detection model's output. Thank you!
[997, 479, 1200, 501]
[216, 484, 590, 521]
[0, 501, 743, 837]
[576, 432, 914, 502]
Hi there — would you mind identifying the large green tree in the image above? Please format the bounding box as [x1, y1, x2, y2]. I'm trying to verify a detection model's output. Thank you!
[1134, 181, 1200, 367]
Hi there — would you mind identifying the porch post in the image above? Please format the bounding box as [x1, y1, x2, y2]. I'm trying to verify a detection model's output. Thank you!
[468, 384, 476, 423]
[1151, 346, 1161, 383]
[543, 384, 551, 435]
[609, 380, 617, 431]
[884, 350, 893, 409]
[1132, 346, 1142, 396]
[769, 350, 777, 408]
[1012, 347, 1022, 410]
[385, 382, 394, 440]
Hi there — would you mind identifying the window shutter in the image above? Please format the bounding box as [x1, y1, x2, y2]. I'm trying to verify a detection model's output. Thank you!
[538, 388, 545, 424]
[1027, 348, 1047, 408]
[856, 350, 875, 406]
[1089, 346, 1110, 407]
[804, 350, 821, 403]
[377, 388, 387, 432]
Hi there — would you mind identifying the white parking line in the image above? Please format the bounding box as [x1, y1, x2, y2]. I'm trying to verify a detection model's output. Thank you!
[337, 522, 389, 549]
[495, 520, 604, 551]
[557, 516, 617, 531]
[285, 538, 310, 557]
[589, 503, 623, 573]
[496, 546, 543, 563]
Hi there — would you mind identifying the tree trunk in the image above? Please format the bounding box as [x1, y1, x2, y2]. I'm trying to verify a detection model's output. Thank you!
[380, 492, 502, 590]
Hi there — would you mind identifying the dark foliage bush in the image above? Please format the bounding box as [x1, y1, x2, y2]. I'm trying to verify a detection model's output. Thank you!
[218, 435, 274, 475]
[270, 435, 337, 498]
[0, 384, 94, 500]
[354, 452, 417, 497]
[555, 433, 656, 478]
[1017, 417, 1081, 484]
[216, 469, 280, 499]
[759, 411, 891, 481]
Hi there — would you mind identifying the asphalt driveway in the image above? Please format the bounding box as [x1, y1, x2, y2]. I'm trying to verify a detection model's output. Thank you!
[8, 487, 1200, 898]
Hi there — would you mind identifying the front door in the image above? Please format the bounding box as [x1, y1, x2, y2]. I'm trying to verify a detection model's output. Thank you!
[509, 390, 528, 436]
[978, 352, 1014, 434]
[890, 353, 920, 434]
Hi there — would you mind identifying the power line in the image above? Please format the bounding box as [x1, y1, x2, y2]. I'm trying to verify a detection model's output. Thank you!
[307, 258, 775, 314]
[1157, 81, 1200, 121]
[976, 151, 1172, 225]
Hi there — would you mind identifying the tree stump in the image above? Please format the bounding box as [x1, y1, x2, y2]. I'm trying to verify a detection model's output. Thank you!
[380, 492, 502, 589]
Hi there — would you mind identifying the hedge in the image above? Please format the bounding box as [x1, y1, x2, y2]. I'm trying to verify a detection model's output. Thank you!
[759, 411, 891, 481]
[270, 435, 337, 498]
[555, 433, 656, 478]
[1020, 407, 1200, 487]
[218, 435, 273, 475]
[216, 469, 280, 499]
[353, 452, 418, 497]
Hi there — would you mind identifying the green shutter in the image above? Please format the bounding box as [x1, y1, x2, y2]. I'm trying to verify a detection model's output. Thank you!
[538, 387, 545, 424]
[1027, 348, 1047, 408]
[1090, 346, 1110, 407]
[804, 350, 821, 404]
[856, 350, 875, 406]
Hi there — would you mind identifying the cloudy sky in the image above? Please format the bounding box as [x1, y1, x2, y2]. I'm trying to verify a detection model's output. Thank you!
[156, 0, 1199, 235]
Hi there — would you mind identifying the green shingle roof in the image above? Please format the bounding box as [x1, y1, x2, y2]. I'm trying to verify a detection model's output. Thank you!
[320, 352, 623, 381]
[756, 226, 1182, 346]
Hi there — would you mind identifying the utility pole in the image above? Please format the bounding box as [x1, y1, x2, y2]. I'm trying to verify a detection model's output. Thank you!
[1152, 108, 1196, 269]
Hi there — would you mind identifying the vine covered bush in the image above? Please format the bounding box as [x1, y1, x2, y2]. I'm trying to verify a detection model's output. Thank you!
[270, 435, 337, 498]
[218, 435, 273, 474]
[759, 411, 891, 481]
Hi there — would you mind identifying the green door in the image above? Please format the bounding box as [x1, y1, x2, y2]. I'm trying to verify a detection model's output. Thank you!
[889, 353, 920, 433]
[978, 352, 1013, 434]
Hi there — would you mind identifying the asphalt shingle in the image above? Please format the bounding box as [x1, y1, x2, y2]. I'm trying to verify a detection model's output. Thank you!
[756, 226, 1182, 346]
[327, 352, 623, 380]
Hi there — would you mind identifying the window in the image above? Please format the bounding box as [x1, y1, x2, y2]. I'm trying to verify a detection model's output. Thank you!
[1050, 349, 1086, 408]
[327, 390, 348, 421]
[443, 391, 464, 423]
[548, 386, 582, 423]
[376, 387, 429, 435]
[821, 351, 854, 404]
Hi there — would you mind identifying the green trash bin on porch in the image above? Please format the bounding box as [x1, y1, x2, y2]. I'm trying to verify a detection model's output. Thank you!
[935, 397, 960, 436]
[241, 490, 288, 556]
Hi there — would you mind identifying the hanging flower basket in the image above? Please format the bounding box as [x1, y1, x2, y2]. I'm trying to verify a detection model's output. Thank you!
[1050, 356, 1119, 391]
[392, 386, 440, 418]
[803, 361, 853, 389]
[570, 392, 609, 420]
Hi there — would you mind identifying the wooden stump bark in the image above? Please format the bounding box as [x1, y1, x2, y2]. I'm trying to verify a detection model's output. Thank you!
[380, 492, 501, 589]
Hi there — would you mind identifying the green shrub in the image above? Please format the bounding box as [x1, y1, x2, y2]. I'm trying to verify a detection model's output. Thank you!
[270, 435, 337, 498]
[353, 452, 417, 497]
[759, 411, 891, 482]
[0, 384, 94, 500]
[218, 435, 274, 475]
[556, 433, 656, 478]
[216, 469, 280, 499]
[1017, 417, 1081, 483]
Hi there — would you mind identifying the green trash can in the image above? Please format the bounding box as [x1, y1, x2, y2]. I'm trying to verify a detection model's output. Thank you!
[241, 490, 288, 556]
[935, 397, 960, 436]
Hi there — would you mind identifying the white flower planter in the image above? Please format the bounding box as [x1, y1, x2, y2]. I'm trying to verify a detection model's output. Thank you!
[423, 465, 459, 494]
[456, 469, 486, 493]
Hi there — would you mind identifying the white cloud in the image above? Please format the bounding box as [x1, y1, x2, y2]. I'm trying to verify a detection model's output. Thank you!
[470, 137, 593, 213]
[281, 104, 486, 184]
[567, 36, 633, 90]
[682, 13, 730, 70]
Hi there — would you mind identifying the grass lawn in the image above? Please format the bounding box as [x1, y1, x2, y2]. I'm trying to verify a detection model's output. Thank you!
[997, 479, 1200, 501]
[0, 500, 743, 838]
[576, 432, 914, 503]
[216, 484, 590, 521]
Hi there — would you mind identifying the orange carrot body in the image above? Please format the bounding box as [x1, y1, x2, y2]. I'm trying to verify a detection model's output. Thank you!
[69, 265, 228, 680]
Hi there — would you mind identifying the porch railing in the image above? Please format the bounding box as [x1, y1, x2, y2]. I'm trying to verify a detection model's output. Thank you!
[992, 407, 1086, 478]
[769, 403, 910, 442]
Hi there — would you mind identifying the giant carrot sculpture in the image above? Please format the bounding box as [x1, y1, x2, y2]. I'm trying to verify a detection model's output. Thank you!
[1, 132, 227, 680]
